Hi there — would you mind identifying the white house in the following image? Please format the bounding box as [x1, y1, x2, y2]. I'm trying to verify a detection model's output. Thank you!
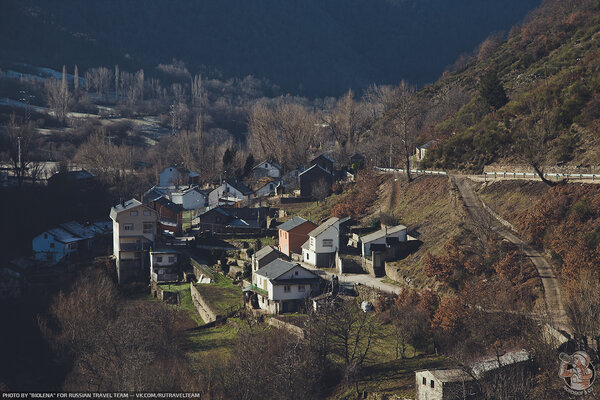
[415, 140, 438, 162]
[32, 228, 83, 264]
[361, 224, 407, 257]
[109, 199, 158, 284]
[250, 259, 321, 314]
[253, 159, 282, 178]
[415, 350, 529, 400]
[159, 166, 200, 187]
[253, 178, 280, 198]
[302, 217, 340, 268]
[170, 186, 208, 213]
[208, 178, 254, 208]
[150, 250, 179, 283]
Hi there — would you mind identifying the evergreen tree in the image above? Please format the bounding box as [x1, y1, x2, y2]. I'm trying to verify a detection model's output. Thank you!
[480, 69, 508, 109]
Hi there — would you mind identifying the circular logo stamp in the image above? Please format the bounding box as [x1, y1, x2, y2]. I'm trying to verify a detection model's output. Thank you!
[559, 351, 595, 395]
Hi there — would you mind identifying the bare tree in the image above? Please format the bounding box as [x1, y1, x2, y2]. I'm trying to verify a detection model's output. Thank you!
[45, 76, 73, 124]
[381, 81, 422, 181]
[73, 65, 79, 92]
[85, 67, 112, 100]
[516, 107, 557, 186]
[322, 90, 370, 159]
[114, 65, 119, 100]
[248, 99, 319, 169]
[3, 114, 38, 185]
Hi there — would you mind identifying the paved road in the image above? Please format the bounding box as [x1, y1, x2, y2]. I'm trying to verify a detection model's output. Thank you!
[452, 175, 570, 332]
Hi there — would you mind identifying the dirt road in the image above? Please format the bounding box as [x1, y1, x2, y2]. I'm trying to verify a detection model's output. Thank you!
[452, 176, 570, 331]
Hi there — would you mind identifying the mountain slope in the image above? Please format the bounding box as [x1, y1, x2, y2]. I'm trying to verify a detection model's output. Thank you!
[0, 0, 540, 97]
[422, 0, 600, 172]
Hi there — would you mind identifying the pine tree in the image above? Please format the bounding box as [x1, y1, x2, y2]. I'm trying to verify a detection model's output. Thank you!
[480, 69, 508, 109]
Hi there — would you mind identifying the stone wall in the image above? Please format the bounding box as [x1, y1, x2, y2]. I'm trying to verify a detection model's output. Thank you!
[151, 283, 180, 304]
[355, 284, 382, 304]
[484, 164, 600, 174]
[269, 317, 306, 339]
[190, 283, 219, 323]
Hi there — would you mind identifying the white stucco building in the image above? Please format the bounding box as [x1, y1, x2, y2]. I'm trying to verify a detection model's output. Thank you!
[361, 224, 407, 257]
[302, 217, 340, 268]
[250, 259, 321, 314]
[110, 199, 158, 284]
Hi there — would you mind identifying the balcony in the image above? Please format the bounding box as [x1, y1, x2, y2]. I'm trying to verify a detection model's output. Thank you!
[119, 241, 151, 251]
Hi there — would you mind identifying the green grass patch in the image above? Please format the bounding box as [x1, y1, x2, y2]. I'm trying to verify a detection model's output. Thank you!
[195, 273, 243, 316]
[181, 320, 239, 361]
[159, 283, 205, 326]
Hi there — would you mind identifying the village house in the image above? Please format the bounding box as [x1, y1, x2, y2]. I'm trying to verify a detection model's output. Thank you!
[415, 140, 438, 162]
[416, 350, 530, 400]
[277, 216, 318, 257]
[311, 153, 335, 173]
[299, 164, 334, 198]
[198, 206, 268, 233]
[361, 224, 408, 257]
[148, 196, 192, 235]
[110, 199, 158, 284]
[248, 258, 321, 313]
[302, 217, 340, 268]
[159, 166, 200, 187]
[150, 249, 180, 283]
[252, 245, 287, 272]
[208, 178, 254, 208]
[170, 186, 209, 213]
[252, 177, 280, 198]
[360, 224, 408, 276]
[32, 228, 82, 264]
[253, 159, 282, 179]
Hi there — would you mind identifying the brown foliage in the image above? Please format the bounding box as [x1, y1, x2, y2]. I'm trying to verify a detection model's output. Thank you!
[424, 237, 465, 284]
[331, 169, 382, 218]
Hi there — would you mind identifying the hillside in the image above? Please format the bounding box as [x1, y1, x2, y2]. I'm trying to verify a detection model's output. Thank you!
[421, 1, 600, 172]
[0, 0, 539, 97]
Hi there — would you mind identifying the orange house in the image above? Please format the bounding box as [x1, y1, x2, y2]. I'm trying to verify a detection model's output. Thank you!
[277, 217, 318, 257]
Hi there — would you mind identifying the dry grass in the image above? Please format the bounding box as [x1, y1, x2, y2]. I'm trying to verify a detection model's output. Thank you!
[377, 174, 464, 291]
[477, 180, 550, 224]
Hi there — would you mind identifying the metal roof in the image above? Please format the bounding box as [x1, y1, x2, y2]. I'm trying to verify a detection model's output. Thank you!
[59, 221, 98, 239]
[278, 216, 310, 232]
[308, 217, 339, 238]
[46, 228, 83, 244]
[360, 224, 407, 244]
[225, 178, 254, 196]
[298, 163, 332, 177]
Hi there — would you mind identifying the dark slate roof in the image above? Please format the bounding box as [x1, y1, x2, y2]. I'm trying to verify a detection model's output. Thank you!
[312, 153, 335, 164]
[254, 245, 279, 261]
[143, 187, 164, 203]
[221, 207, 268, 221]
[154, 196, 184, 213]
[418, 140, 438, 149]
[255, 259, 297, 279]
[50, 169, 94, 181]
[309, 217, 339, 238]
[254, 159, 282, 170]
[225, 178, 254, 196]
[299, 164, 331, 178]
[111, 199, 142, 213]
[278, 216, 309, 232]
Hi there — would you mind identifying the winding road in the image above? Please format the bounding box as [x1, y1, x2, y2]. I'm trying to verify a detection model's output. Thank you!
[451, 175, 570, 332]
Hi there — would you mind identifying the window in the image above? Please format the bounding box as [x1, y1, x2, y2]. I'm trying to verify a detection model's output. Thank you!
[216, 216, 221, 223]
[422, 377, 426, 385]
[143, 222, 153, 233]
[430, 380, 435, 388]
[298, 285, 305, 292]
[270, 183, 274, 190]
[44, 233, 48, 239]
[295, 271, 298, 275]
[156, 256, 163, 263]
[130, 211, 138, 216]
[284, 285, 291, 293]
[310, 237, 315, 247]
[123, 223, 134, 231]
[50, 243, 55, 248]
[323, 239, 333, 247]
[143, 210, 152, 216]
[168, 256, 175, 263]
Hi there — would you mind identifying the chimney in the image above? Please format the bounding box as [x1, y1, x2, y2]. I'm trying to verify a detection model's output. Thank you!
[121, 198, 125, 207]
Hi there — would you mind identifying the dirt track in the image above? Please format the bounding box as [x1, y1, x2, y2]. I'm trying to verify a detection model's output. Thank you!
[452, 175, 570, 332]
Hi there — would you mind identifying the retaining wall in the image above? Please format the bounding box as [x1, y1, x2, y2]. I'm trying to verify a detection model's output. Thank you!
[269, 317, 306, 339]
[190, 283, 219, 323]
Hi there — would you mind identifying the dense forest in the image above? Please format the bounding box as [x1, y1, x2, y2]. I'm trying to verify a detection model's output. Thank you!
[0, 0, 540, 97]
